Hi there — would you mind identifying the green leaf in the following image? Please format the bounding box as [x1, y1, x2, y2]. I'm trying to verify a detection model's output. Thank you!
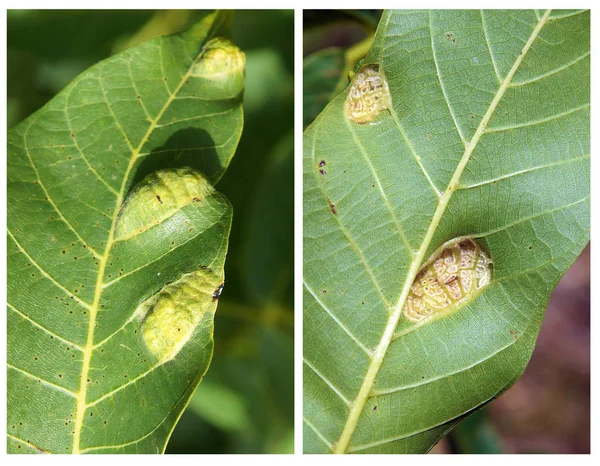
[187, 380, 251, 433]
[303, 9, 589, 454]
[8, 11, 244, 454]
[303, 48, 346, 129]
[448, 407, 502, 454]
[242, 131, 294, 306]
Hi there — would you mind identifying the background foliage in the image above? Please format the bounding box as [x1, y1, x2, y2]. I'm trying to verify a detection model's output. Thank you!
[8, 9, 294, 454]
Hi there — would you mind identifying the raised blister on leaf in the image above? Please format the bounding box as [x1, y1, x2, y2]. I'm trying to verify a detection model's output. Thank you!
[191, 37, 245, 96]
[139, 268, 223, 362]
[403, 237, 493, 323]
[345, 63, 392, 124]
[115, 168, 214, 241]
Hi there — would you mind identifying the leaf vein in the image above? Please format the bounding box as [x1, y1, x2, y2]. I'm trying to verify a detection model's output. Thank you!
[429, 11, 467, 145]
[7, 364, 77, 398]
[8, 303, 84, 351]
[485, 103, 590, 133]
[303, 358, 351, 406]
[7, 230, 93, 309]
[304, 281, 373, 356]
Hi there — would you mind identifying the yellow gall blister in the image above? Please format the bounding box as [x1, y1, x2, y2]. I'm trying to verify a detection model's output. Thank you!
[403, 238, 493, 323]
[345, 64, 392, 124]
[139, 268, 223, 362]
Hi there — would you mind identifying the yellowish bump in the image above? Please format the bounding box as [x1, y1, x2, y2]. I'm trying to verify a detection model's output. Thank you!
[140, 268, 223, 362]
[403, 237, 493, 323]
[345, 64, 392, 124]
[114, 168, 214, 241]
[191, 37, 245, 95]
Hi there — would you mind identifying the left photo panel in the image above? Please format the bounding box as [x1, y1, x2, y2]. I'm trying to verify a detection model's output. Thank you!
[7, 9, 294, 454]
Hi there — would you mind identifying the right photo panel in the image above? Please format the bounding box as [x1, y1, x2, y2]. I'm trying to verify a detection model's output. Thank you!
[303, 9, 590, 454]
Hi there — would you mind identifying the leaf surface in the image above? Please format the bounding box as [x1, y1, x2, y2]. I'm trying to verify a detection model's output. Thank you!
[8, 11, 244, 454]
[303, 9, 589, 454]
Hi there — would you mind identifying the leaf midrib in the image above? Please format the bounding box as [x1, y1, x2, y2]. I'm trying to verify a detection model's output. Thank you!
[71, 38, 216, 454]
[331, 9, 553, 453]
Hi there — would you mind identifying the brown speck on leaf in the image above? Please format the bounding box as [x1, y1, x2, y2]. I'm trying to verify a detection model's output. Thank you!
[192, 197, 200, 202]
[319, 169, 326, 176]
[328, 199, 337, 215]
[156, 195, 163, 204]
[445, 32, 456, 43]
[319, 160, 326, 167]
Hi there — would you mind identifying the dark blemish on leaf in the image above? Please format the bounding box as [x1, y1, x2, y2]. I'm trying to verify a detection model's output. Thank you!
[372, 405, 377, 411]
[319, 160, 326, 167]
[137, 95, 141, 99]
[156, 195, 163, 204]
[328, 199, 337, 215]
[361, 301, 365, 305]
[212, 283, 225, 301]
[193, 197, 201, 202]
[445, 32, 456, 43]
[319, 169, 326, 176]
[71, 133, 75, 138]
[90, 412, 93, 416]
[510, 329, 519, 340]
[322, 290, 327, 294]
[421, 376, 425, 379]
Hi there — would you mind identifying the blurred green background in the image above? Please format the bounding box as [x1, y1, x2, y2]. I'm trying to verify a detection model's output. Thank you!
[8, 9, 294, 454]
[304, 10, 590, 454]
